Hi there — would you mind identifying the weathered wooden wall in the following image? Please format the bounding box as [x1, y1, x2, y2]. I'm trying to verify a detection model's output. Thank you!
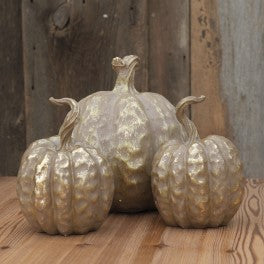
[0, 1, 26, 176]
[191, 0, 264, 178]
[22, 0, 189, 145]
[0, 0, 263, 178]
[218, 1, 264, 179]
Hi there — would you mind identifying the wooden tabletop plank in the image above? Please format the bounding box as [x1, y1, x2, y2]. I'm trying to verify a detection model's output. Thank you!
[0, 177, 264, 264]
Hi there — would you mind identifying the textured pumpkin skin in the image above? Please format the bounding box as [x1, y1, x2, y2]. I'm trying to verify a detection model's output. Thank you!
[151, 96, 245, 228]
[17, 99, 114, 236]
[71, 56, 183, 212]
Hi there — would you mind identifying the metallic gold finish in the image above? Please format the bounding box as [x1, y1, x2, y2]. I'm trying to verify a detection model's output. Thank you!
[152, 96, 245, 228]
[17, 98, 114, 236]
[71, 55, 183, 212]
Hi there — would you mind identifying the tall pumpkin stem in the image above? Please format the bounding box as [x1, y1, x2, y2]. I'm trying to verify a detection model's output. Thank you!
[112, 55, 140, 93]
[175, 95, 206, 144]
[49, 97, 79, 150]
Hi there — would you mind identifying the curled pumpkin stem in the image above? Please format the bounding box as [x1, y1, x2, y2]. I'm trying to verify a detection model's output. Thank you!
[175, 95, 206, 145]
[49, 97, 79, 150]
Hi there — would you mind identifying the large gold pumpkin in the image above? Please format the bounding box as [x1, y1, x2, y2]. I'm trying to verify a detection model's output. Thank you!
[71, 55, 183, 212]
[17, 98, 114, 235]
[152, 96, 245, 228]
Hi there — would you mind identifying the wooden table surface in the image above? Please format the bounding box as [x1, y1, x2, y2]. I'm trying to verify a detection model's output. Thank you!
[0, 177, 263, 264]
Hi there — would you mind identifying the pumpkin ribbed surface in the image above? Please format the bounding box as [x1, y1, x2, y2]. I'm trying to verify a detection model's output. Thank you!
[17, 139, 113, 235]
[152, 136, 244, 228]
[17, 98, 114, 235]
[151, 96, 245, 228]
[71, 56, 183, 212]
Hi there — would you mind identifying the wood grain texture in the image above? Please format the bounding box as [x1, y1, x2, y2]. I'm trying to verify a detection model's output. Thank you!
[191, 0, 264, 179]
[1, 177, 264, 263]
[190, 0, 229, 138]
[0, 1, 26, 176]
[217, 1, 264, 179]
[22, 0, 148, 145]
[148, 0, 190, 106]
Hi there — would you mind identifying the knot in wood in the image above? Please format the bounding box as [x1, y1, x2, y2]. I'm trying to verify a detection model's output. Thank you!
[52, 3, 70, 31]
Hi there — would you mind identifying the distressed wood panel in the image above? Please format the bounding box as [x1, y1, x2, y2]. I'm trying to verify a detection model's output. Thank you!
[190, 0, 229, 138]
[0, 1, 25, 176]
[1, 177, 264, 263]
[191, 0, 264, 178]
[148, 0, 190, 106]
[217, 1, 264, 178]
[22, 0, 148, 145]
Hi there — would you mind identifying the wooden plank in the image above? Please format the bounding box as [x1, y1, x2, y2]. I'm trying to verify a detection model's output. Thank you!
[217, 1, 264, 179]
[190, 0, 229, 138]
[22, 0, 148, 145]
[1, 177, 264, 263]
[191, 0, 264, 178]
[0, 1, 25, 176]
[148, 0, 190, 106]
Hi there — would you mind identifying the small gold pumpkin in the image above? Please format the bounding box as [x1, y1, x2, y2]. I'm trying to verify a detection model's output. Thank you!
[17, 97, 114, 235]
[151, 96, 245, 228]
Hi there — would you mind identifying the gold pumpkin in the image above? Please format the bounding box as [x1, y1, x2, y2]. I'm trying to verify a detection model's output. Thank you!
[17, 97, 114, 235]
[151, 96, 245, 228]
[71, 55, 183, 212]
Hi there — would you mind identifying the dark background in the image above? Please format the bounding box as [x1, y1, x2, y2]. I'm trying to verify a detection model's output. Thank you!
[1, 0, 263, 178]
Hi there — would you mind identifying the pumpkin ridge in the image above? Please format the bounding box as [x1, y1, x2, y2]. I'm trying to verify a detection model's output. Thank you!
[92, 149, 114, 219]
[31, 149, 49, 231]
[153, 144, 175, 225]
[101, 93, 120, 161]
[47, 150, 58, 234]
[67, 150, 75, 234]
[114, 95, 150, 184]
[17, 147, 47, 231]
[167, 146, 176, 226]
[71, 148, 86, 233]
[138, 92, 179, 152]
[85, 148, 103, 225]
[82, 95, 105, 151]
[202, 137, 228, 226]
[54, 150, 74, 235]
[34, 149, 57, 234]
[49, 150, 58, 234]
[185, 143, 192, 227]
[71, 148, 99, 233]
[154, 93, 180, 140]
[29, 156, 42, 231]
[186, 142, 209, 227]
[134, 93, 156, 173]
[211, 136, 244, 224]
[169, 144, 189, 228]
[183, 145, 190, 228]
[199, 141, 212, 227]
[207, 136, 231, 225]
